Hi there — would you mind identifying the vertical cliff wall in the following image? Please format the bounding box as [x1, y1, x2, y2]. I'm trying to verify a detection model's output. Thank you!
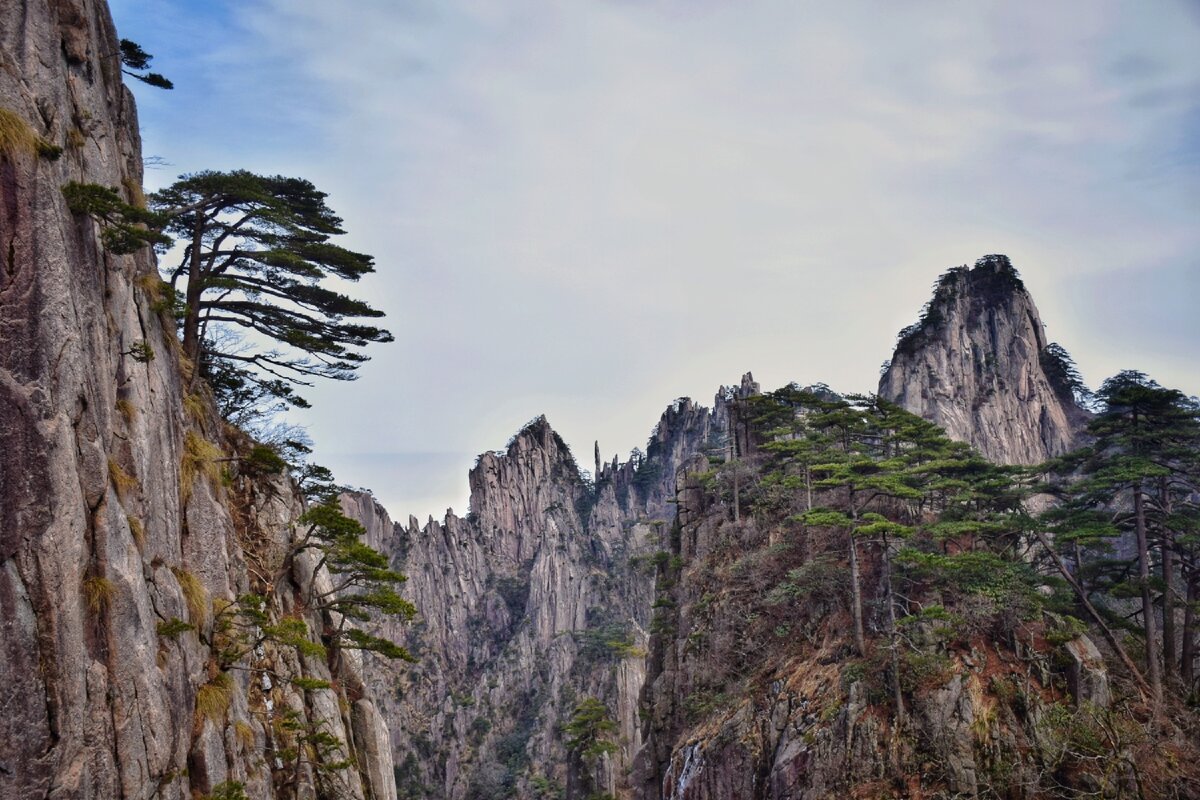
[879, 255, 1088, 465]
[0, 3, 393, 798]
[344, 418, 659, 799]
[343, 382, 754, 799]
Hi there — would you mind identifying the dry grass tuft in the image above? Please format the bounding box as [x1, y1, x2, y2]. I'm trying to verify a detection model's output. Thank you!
[122, 175, 146, 208]
[115, 397, 137, 423]
[66, 128, 86, 149]
[135, 272, 165, 302]
[171, 566, 209, 625]
[82, 575, 115, 614]
[127, 515, 146, 550]
[183, 392, 207, 424]
[0, 106, 42, 155]
[177, 352, 194, 382]
[234, 720, 257, 749]
[195, 672, 234, 724]
[180, 431, 222, 505]
[108, 457, 139, 499]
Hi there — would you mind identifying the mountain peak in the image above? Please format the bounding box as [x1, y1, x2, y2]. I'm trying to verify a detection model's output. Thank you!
[893, 254, 1031, 359]
[880, 255, 1086, 464]
[502, 414, 575, 463]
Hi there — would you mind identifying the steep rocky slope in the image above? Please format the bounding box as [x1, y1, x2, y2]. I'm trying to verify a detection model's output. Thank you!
[631, 392, 1197, 800]
[341, 379, 766, 799]
[0, 3, 393, 798]
[1, 7, 1162, 794]
[346, 418, 659, 799]
[879, 255, 1089, 465]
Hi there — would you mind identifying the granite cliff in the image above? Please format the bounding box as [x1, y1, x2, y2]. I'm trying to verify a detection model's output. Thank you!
[340, 388, 748, 799]
[346, 260, 1196, 799]
[879, 255, 1090, 466]
[0, 3, 394, 798]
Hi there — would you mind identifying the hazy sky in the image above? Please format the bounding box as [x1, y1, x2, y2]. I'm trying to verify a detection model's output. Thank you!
[109, 0, 1200, 519]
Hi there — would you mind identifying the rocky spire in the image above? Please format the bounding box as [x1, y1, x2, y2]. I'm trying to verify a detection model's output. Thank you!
[879, 255, 1088, 465]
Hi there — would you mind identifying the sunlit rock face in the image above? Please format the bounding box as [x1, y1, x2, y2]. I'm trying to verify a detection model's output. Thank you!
[0, 3, 393, 798]
[879, 255, 1089, 465]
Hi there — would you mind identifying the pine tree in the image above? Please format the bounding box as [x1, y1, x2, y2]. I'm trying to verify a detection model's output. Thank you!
[1046, 371, 1200, 703]
[150, 170, 393, 409]
[118, 39, 174, 89]
[63, 170, 392, 415]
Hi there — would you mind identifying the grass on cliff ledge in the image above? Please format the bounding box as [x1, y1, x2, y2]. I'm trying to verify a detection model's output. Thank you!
[108, 457, 139, 500]
[126, 514, 145, 550]
[171, 566, 209, 625]
[195, 672, 234, 724]
[0, 106, 61, 159]
[180, 431, 222, 505]
[82, 575, 115, 614]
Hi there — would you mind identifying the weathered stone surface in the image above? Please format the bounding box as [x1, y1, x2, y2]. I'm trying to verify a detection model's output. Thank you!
[345, 417, 656, 799]
[0, 2, 395, 797]
[1064, 635, 1110, 708]
[345, 385, 752, 799]
[352, 699, 397, 800]
[879, 255, 1089, 465]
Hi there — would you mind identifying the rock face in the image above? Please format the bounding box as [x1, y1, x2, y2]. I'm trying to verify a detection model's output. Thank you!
[879, 255, 1089, 465]
[0, 3, 393, 798]
[342, 382, 759, 799]
[0, 11, 1125, 796]
[343, 418, 658, 799]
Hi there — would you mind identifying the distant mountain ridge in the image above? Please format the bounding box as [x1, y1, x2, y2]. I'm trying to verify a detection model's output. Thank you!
[345, 254, 1110, 797]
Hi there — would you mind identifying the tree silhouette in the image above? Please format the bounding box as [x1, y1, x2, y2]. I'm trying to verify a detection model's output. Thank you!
[150, 170, 393, 409]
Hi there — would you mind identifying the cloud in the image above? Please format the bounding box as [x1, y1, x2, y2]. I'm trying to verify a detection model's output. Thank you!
[111, 0, 1200, 517]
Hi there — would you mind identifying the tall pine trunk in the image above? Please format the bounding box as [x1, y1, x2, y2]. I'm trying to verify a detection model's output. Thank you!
[1134, 486, 1163, 705]
[882, 536, 905, 723]
[848, 531, 866, 656]
[181, 216, 205, 366]
[1031, 525, 1151, 698]
[1160, 477, 1176, 680]
[1182, 575, 1196, 686]
[1162, 540, 1176, 680]
[848, 499, 866, 656]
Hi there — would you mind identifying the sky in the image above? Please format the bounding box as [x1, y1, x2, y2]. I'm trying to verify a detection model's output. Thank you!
[108, 0, 1200, 520]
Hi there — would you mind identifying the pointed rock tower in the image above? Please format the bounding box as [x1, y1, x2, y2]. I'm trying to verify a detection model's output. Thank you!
[879, 255, 1088, 465]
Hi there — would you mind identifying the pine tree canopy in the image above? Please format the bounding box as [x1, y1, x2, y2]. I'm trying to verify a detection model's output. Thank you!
[118, 39, 173, 89]
[149, 170, 393, 410]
